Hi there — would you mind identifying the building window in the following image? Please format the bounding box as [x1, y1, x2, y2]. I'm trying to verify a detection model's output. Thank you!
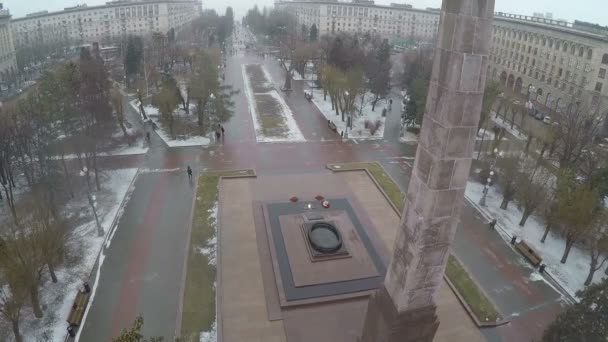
[547, 77, 552, 85]
[595, 82, 603, 92]
[558, 68, 563, 77]
[602, 54, 608, 65]
[588, 49, 593, 60]
[599, 68, 606, 79]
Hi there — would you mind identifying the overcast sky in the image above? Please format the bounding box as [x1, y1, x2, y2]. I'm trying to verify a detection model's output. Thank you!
[4, 0, 607, 26]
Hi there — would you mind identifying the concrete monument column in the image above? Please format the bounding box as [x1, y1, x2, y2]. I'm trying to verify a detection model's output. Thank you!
[361, 1, 495, 341]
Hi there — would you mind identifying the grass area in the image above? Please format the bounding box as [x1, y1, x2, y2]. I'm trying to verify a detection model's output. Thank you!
[331, 161, 502, 325]
[245, 64, 272, 93]
[180, 170, 255, 340]
[255, 94, 288, 137]
[330, 162, 405, 210]
[445, 255, 502, 324]
[179, 173, 220, 340]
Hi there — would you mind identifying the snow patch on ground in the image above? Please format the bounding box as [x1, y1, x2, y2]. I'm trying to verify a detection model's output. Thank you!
[19, 169, 138, 342]
[241, 64, 305, 142]
[490, 112, 527, 140]
[465, 180, 608, 298]
[129, 99, 212, 147]
[311, 89, 386, 140]
[199, 320, 217, 342]
[399, 130, 419, 143]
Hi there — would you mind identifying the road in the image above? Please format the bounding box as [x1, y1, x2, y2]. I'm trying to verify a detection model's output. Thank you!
[77, 32, 565, 341]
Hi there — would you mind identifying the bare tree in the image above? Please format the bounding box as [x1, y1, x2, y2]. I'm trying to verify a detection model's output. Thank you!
[497, 155, 521, 210]
[0, 222, 45, 318]
[552, 103, 605, 170]
[111, 87, 130, 140]
[0, 280, 25, 342]
[558, 176, 599, 264]
[515, 167, 550, 226]
[153, 80, 180, 139]
[583, 210, 608, 286]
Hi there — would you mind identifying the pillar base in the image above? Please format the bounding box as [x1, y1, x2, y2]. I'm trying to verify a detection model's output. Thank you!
[360, 287, 439, 342]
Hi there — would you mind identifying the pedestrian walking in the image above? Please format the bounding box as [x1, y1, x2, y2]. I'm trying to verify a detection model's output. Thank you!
[146, 131, 151, 144]
[215, 129, 221, 142]
[220, 125, 225, 137]
[187, 166, 193, 181]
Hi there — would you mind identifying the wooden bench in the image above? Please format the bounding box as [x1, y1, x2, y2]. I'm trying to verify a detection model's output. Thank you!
[67, 290, 91, 327]
[515, 240, 543, 267]
[328, 121, 337, 132]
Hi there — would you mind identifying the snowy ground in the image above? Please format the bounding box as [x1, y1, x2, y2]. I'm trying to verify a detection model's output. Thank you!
[311, 89, 386, 139]
[242, 64, 305, 142]
[198, 202, 218, 342]
[19, 169, 138, 342]
[399, 130, 419, 143]
[476, 127, 508, 141]
[465, 180, 608, 298]
[283, 61, 317, 81]
[129, 99, 212, 147]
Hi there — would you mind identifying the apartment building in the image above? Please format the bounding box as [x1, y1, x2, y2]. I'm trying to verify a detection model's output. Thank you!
[490, 12, 608, 115]
[11, 0, 202, 49]
[0, 5, 17, 83]
[275, 0, 440, 42]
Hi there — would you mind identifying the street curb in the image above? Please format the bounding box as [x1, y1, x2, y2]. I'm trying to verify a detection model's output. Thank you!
[176, 169, 256, 341]
[463, 193, 577, 304]
[174, 170, 200, 339]
[65, 168, 141, 342]
[443, 256, 509, 328]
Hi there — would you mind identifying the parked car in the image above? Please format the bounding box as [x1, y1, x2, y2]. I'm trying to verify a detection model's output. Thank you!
[543, 116, 551, 124]
[534, 112, 544, 120]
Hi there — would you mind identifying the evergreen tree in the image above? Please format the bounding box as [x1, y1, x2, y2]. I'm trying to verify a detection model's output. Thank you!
[309, 24, 318, 42]
[542, 278, 608, 341]
[124, 35, 143, 86]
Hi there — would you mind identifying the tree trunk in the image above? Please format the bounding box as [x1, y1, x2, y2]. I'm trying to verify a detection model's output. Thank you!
[48, 263, 58, 283]
[549, 140, 556, 157]
[561, 241, 573, 264]
[541, 223, 551, 243]
[585, 256, 598, 286]
[519, 208, 532, 226]
[30, 286, 43, 318]
[525, 136, 533, 154]
[539, 143, 547, 159]
[500, 197, 510, 210]
[93, 152, 100, 192]
[11, 320, 22, 342]
[61, 154, 74, 198]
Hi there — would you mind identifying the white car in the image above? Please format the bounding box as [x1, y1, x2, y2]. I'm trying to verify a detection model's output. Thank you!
[543, 116, 551, 124]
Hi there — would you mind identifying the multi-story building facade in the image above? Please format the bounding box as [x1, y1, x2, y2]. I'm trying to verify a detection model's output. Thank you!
[276, 1, 608, 116]
[275, 0, 440, 42]
[0, 5, 17, 84]
[489, 12, 608, 116]
[11, 0, 202, 49]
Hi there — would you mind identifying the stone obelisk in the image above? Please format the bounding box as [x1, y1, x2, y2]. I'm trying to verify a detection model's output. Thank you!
[360, 1, 495, 341]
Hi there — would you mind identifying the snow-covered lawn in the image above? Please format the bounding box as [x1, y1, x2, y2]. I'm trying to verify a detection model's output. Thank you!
[476, 127, 508, 141]
[464, 180, 608, 298]
[19, 168, 138, 342]
[311, 89, 386, 140]
[242, 64, 305, 142]
[399, 130, 419, 143]
[129, 100, 212, 147]
[490, 112, 527, 140]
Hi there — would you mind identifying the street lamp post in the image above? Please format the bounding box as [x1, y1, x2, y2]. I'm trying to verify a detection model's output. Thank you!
[80, 167, 104, 237]
[479, 148, 503, 206]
